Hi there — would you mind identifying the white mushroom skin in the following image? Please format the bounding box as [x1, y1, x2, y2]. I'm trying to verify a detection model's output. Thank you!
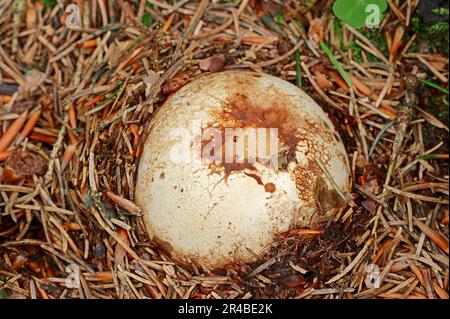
[135, 70, 351, 270]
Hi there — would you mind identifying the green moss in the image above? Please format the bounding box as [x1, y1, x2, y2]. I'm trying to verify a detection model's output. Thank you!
[348, 41, 363, 62]
[432, 7, 449, 15]
[141, 12, 153, 27]
[411, 16, 449, 54]
[430, 95, 449, 123]
[0, 275, 8, 299]
[276, 12, 284, 28]
[332, 20, 387, 62]
[347, 28, 388, 63]
[361, 29, 389, 57]
[37, 0, 56, 9]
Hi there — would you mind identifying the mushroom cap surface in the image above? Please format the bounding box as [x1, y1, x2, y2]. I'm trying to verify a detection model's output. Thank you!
[135, 70, 351, 269]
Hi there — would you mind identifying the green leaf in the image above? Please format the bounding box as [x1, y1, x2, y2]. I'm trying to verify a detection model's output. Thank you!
[333, 0, 387, 29]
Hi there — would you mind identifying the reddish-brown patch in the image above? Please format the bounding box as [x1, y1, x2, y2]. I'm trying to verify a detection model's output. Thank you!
[195, 73, 337, 209]
[245, 172, 263, 185]
[264, 182, 276, 193]
[201, 86, 303, 177]
[1, 151, 47, 182]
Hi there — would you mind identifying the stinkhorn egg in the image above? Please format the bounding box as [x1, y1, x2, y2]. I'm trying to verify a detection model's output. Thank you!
[135, 70, 351, 269]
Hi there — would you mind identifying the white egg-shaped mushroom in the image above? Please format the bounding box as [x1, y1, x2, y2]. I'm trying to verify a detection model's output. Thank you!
[135, 70, 351, 270]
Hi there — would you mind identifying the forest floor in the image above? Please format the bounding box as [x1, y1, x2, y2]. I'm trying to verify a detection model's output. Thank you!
[0, 0, 448, 299]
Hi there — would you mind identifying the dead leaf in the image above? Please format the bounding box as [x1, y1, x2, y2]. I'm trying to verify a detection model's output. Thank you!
[278, 274, 306, 288]
[12, 254, 28, 271]
[314, 71, 333, 90]
[1, 151, 47, 182]
[199, 55, 225, 73]
[429, 54, 448, 71]
[20, 69, 46, 93]
[143, 70, 161, 97]
[361, 200, 377, 215]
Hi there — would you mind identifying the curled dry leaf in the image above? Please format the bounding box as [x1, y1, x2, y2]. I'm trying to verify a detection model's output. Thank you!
[199, 55, 225, 73]
[314, 71, 333, 90]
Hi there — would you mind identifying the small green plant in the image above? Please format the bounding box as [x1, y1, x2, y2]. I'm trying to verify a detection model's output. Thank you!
[0, 275, 9, 299]
[411, 15, 449, 54]
[141, 12, 153, 27]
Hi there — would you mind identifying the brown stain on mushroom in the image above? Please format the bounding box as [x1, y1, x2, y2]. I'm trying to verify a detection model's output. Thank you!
[200, 73, 336, 197]
[153, 236, 175, 257]
[138, 71, 350, 270]
[264, 182, 276, 193]
[314, 177, 345, 212]
[201, 89, 302, 181]
[244, 172, 263, 185]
